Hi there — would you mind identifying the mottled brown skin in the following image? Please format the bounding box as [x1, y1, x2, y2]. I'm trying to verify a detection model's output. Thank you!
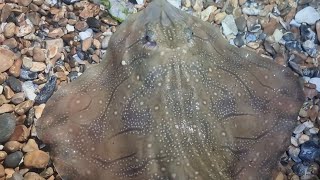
[36, 0, 304, 179]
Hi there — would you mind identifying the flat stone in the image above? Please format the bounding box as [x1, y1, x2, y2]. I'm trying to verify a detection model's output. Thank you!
[16, 19, 34, 37]
[18, 0, 32, 6]
[0, 113, 16, 143]
[0, 48, 16, 73]
[9, 59, 22, 77]
[30, 62, 46, 72]
[14, 100, 34, 115]
[309, 77, 320, 92]
[45, 39, 64, 59]
[295, 6, 320, 25]
[0, 164, 4, 178]
[0, 151, 7, 161]
[34, 104, 45, 119]
[6, 76, 22, 93]
[3, 38, 18, 49]
[4, 22, 16, 38]
[0, 104, 15, 114]
[82, 37, 93, 51]
[22, 57, 33, 70]
[47, 28, 64, 38]
[200, 5, 217, 22]
[22, 81, 37, 101]
[33, 47, 46, 62]
[222, 15, 238, 36]
[24, 150, 50, 169]
[11, 92, 26, 105]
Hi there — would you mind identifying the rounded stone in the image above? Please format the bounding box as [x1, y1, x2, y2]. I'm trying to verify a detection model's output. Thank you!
[0, 113, 16, 143]
[4, 151, 23, 168]
[24, 150, 50, 169]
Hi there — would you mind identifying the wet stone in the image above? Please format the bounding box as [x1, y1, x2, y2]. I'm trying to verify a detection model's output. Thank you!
[6, 76, 22, 93]
[0, 113, 16, 143]
[299, 141, 320, 163]
[4, 151, 23, 168]
[35, 76, 57, 104]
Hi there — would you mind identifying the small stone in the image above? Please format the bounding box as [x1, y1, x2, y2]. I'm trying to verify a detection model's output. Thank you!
[22, 139, 39, 152]
[0, 151, 7, 161]
[30, 62, 46, 72]
[66, 24, 75, 32]
[0, 113, 16, 143]
[75, 21, 88, 31]
[273, 29, 283, 43]
[299, 141, 320, 162]
[303, 121, 314, 129]
[0, 164, 4, 178]
[34, 104, 45, 119]
[4, 22, 16, 38]
[9, 59, 22, 78]
[40, 167, 54, 178]
[309, 127, 319, 134]
[22, 57, 33, 70]
[3, 85, 14, 99]
[242, 7, 260, 16]
[11, 93, 26, 105]
[0, 48, 16, 73]
[309, 77, 320, 92]
[16, 19, 34, 37]
[87, 17, 101, 29]
[22, 81, 37, 100]
[18, 0, 32, 6]
[35, 76, 57, 104]
[274, 172, 285, 180]
[3, 38, 17, 49]
[14, 100, 34, 115]
[45, 39, 64, 59]
[0, 104, 15, 114]
[6, 76, 22, 93]
[298, 134, 310, 145]
[200, 5, 217, 22]
[293, 123, 306, 134]
[4, 151, 23, 168]
[33, 48, 46, 62]
[192, 0, 203, 12]
[79, 28, 93, 40]
[303, 84, 317, 99]
[291, 136, 298, 147]
[24, 150, 49, 169]
[316, 21, 320, 42]
[288, 146, 302, 163]
[221, 15, 238, 36]
[20, 69, 38, 81]
[302, 40, 317, 57]
[9, 125, 29, 142]
[48, 28, 64, 38]
[235, 16, 246, 32]
[292, 163, 308, 176]
[24, 172, 45, 180]
[295, 6, 320, 25]
[4, 141, 22, 153]
[214, 12, 227, 24]
[82, 37, 93, 51]
[101, 34, 112, 49]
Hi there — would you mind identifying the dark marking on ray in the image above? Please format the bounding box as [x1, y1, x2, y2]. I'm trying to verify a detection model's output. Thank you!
[36, 0, 304, 179]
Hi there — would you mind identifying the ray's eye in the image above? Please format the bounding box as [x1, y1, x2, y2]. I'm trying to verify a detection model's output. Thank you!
[144, 30, 157, 49]
[184, 27, 193, 43]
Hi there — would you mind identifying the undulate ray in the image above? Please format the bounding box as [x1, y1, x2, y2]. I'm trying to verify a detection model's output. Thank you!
[36, 0, 304, 179]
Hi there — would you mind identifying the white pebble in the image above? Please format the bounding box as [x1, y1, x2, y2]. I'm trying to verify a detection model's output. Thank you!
[309, 77, 320, 92]
[295, 6, 320, 25]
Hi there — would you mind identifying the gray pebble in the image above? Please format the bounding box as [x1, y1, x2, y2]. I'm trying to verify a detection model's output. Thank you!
[4, 151, 23, 168]
[0, 113, 16, 143]
[6, 76, 22, 93]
